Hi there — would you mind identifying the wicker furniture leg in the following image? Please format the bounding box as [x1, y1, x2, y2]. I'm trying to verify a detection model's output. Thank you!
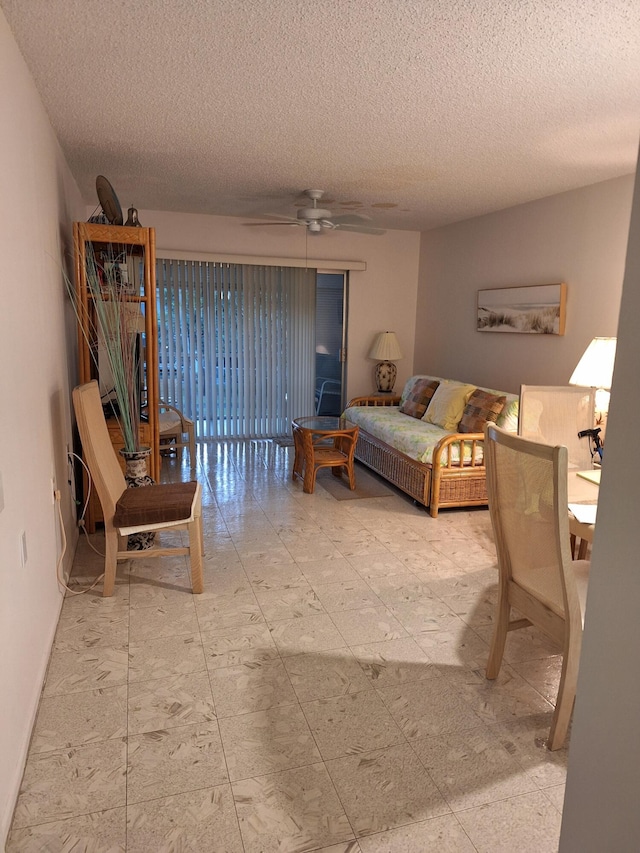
[291, 423, 304, 482]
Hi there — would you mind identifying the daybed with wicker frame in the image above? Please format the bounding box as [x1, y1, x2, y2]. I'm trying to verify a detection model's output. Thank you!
[344, 375, 519, 517]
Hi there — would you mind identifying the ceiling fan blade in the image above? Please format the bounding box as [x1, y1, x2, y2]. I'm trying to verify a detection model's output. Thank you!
[335, 223, 386, 235]
[245, 191, 384, 235]
[331, 213, 373, 225]
[260, 213, 301, 223]
[243, 221, 302, 227]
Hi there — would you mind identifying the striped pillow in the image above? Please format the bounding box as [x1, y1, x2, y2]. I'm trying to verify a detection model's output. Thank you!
[458, 389, 506, 433]
[399, 379, 440, 419]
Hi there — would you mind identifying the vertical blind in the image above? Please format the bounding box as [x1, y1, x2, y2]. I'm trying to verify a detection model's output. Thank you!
[156, 260, 316, 438]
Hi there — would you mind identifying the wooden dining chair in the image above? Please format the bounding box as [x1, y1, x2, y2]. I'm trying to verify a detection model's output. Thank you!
[520, 385, 597, 559]
[72, 381, 204, 597]
[484, 423, 590, 750]
[518, 385, 596, 470]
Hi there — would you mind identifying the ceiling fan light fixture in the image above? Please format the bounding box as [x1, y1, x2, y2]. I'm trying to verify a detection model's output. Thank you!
[297, 207, 332, 221]
[307, 221, 323, 233]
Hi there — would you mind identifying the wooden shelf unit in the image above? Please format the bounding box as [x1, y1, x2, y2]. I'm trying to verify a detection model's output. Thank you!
[73, 221, 159, 531]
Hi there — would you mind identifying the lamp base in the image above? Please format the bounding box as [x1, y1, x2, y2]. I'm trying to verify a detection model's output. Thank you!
[374, 361, 397, 393]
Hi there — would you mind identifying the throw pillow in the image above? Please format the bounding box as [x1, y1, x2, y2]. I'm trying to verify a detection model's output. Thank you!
[399, 379, 440, 419]
[423, 383, 476, 431]
[459, 389, 507, 433]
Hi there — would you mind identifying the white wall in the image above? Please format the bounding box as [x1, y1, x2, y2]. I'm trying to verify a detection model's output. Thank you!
[0, 11, 83, 844]
[559, 162, 640, 851]
[415, 176, 634, 393]
[140, 209, 421, 399]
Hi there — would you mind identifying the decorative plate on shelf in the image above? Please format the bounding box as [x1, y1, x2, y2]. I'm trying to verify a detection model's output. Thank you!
[96, 175, 123, 225]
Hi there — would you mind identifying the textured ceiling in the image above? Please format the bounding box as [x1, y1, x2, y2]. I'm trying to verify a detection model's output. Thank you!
[2, 0, 639, 231]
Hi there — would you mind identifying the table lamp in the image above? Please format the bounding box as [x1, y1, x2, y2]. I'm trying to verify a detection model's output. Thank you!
[569, 337, 617, 422]
[368, 331, 403, 392]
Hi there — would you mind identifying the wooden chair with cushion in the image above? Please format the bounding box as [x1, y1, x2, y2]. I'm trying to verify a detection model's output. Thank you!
[484, 423, 589, 750]
[72, 380, 204, 597]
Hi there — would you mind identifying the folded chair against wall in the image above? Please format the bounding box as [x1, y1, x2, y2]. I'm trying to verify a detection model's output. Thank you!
[484, 424, 590, 750]
[156, 401, 196, 467]
[72, 381, 204, 597]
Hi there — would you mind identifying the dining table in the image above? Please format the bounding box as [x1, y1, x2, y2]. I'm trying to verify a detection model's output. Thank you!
[568, 469, 600, 558]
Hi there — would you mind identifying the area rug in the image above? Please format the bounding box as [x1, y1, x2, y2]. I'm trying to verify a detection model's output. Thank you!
[316, 463, 395, 500]
[271, 436, 295, 447]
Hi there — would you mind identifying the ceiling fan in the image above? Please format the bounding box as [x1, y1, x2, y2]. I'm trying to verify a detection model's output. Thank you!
[244, 189, 385, 235]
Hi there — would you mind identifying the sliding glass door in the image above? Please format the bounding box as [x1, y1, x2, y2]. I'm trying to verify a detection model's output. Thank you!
[315, 272, 347, 415]
[156, 260, 316, 438]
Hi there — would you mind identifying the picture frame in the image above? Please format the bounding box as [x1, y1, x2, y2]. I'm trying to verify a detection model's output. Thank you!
[477, 283, 567, 335]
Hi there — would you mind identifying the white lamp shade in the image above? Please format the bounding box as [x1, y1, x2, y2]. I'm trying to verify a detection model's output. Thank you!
[368, 331, 403, 361]
[569, 337, 617, 389]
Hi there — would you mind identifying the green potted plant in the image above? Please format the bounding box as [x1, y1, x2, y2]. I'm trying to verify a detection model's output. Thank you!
[68, 243, 144, 449]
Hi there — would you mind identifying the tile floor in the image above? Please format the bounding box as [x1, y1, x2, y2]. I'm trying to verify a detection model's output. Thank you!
[8, 440, 570, 852]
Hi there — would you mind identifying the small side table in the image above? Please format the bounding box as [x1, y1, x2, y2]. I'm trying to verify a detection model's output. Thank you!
[292, 416, 359, 494]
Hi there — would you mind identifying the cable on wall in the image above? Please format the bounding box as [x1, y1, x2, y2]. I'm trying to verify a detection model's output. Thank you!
[55, 452, 105, 595]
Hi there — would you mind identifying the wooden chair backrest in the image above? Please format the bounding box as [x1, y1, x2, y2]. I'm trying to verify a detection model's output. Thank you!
[518, 385, 596, 471]
[72, 381, 127, 529]
[484, 424, 582, 629]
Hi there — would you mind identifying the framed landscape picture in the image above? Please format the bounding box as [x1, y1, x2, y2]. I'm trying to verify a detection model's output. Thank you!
[477, 283, 567, 335]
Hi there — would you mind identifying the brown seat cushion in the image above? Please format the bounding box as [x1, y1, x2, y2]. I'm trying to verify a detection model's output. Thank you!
[114, 481, 197, 527]
[399, 379, 440, 419]
[458, 389, 506, 433]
